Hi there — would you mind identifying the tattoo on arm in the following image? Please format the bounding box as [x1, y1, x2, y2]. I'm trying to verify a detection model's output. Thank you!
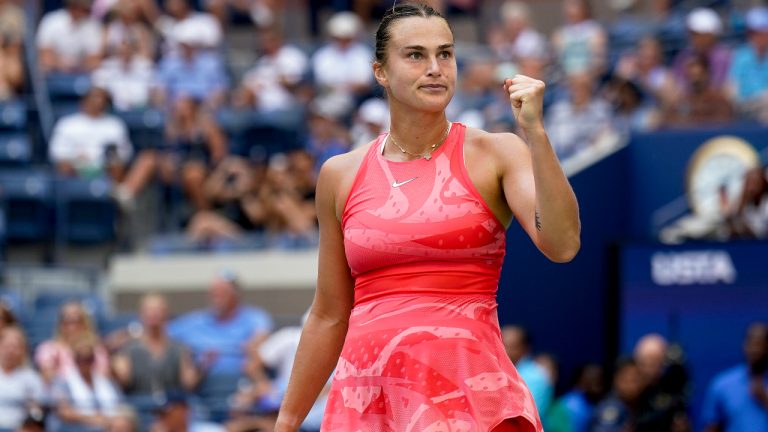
[535, 211, 542, 231]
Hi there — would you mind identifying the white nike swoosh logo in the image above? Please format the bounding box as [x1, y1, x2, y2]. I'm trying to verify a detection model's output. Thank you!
[392, 177, 418, 188]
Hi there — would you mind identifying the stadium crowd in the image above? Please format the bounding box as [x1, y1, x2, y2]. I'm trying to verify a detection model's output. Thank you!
[0, 0, 766, 252]
[0, 270, 767, 431]
[0, 0, 767, 430]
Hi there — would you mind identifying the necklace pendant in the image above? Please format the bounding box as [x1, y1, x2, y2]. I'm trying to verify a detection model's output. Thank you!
[424, 152, 432, 161]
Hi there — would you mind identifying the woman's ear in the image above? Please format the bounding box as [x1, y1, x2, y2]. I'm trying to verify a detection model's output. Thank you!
[373, 62, 388, 88]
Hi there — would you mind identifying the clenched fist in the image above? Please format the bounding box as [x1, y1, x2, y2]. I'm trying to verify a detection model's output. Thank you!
[503, 75, 546, 131]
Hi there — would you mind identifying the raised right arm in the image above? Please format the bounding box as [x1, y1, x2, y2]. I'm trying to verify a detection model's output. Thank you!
[274, 155, 356, 431]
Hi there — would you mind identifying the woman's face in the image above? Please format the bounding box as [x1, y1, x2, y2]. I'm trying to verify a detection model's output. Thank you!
[375, 16, 456, 114]
[59, 304, 87, 339]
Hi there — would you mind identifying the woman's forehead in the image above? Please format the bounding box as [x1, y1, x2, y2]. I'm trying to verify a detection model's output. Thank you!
[388, 16, 454, 49]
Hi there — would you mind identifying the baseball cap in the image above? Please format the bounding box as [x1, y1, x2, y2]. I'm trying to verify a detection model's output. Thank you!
[746, 7, 768, 32]
[327, 12, 362, 39]
[686, 8, 723, 34]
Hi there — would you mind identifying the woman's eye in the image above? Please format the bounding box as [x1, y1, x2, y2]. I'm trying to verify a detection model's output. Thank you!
[439, 51, 452, 59]
[408, 52, 422, 60]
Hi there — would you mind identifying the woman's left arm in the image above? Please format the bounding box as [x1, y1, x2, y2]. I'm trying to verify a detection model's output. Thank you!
[500, 75, 581, 262]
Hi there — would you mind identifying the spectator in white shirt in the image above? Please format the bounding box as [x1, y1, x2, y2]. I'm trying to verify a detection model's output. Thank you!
[156, 0, 223, 53]
[36, 0, 104, 73]
[49, 87, 156, 204]
[311, 11, 374, 116]
[235, 26, 309, 113]
[92, 35, 155, 112]
[551, 0, 607, 76]
[0, 326, 45, 430]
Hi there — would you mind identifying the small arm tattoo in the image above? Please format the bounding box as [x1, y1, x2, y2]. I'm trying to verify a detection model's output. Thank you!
[535, 211, 542, 231]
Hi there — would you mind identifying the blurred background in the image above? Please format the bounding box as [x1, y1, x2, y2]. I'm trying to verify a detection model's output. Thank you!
[0, 0, 767, 431]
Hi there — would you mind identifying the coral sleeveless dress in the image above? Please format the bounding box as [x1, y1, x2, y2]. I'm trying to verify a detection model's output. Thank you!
[322, 123, 543, 432]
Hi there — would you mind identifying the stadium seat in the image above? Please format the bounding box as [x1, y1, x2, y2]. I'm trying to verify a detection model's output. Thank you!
[46, 73, 91, 101]
[0, 170, 54, 242]
[116, 108, 165, 152]
[32, 290, 104, 318]
[0, 100, 28, 130]
[54, 177, 117, 244]
[194, 373, 244, 422]
[0, 132, 32, 166]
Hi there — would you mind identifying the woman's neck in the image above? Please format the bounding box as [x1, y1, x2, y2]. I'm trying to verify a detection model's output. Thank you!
[387, 109, 449, 158]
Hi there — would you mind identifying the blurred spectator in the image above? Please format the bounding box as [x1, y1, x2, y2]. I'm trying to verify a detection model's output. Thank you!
[234, 26, 309, 113]
[672, 8, 731, 93]
[156, 0, 222, 52]
[112, 294, 200, 397]
[662, 54, 734, 127]
[590, 358, 646, 432]
[168, 271, 273, 376]
[487, 1, 547, 64]
[92, 35, 156, 112]
[159, 96, 228, 211]
[311, 11, 374, 117]
[552, 0, 607, 76]
[633, 333, 690, 432]
[34, 301, 110, 386]
[350, 98, 389, 149]
[53, 339, 124, 430]
[306, 99, 351, 171]
[502, 325, 554, 416]
[551, 363, 604, 432]
[727, 166, 768, 239]
[186, 156, 267, 244]
[149, 391, 225, 432]
[48, 87, 156, 207]
[604, 77, 659, 135]
[0, 327, 45, 430]
[614, 36, 677, 107]
[103, 0, 157, 60]
[702, 322, 768, 432]
[36, 0, 104, 74]
[727, 7, 768, 123]
[206, 0, 282, 27]
[0, 0, 24, 101]
[545, 72, 615, 159]
[259, 151, 318, 243]
[15, 411, 46, 432]
[0, 300, 18, 334]
[0, 0, 25, 43]
[450, 54, 497, 128]
[154, 24, 229, 108]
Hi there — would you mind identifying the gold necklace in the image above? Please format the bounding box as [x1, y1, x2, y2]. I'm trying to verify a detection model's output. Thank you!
[387, 122, 451, 161]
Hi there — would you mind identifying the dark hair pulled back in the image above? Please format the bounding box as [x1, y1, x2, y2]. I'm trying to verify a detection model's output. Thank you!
[374, 2, 450, 65]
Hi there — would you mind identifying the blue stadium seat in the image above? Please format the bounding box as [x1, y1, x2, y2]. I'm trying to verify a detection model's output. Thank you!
[0, 170, 54, 242]
[0, 100, 28, 130]
[194, 373, 244, 422]
[46, 73, 91, 101]
[116, 109, 165, 152]
[32, 290, 104, 318]
[0, 132, 32, 166]
[55, 177, 117, 244]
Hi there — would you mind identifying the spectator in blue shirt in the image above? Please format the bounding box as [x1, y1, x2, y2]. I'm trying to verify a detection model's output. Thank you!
[154, 22, 228, 108]
[502, 325, 554, 415]
[168, 271, 273, 376]
[555, 363, 604, 432]
[727, 7, 768, 123]
[590, 358, 646, 432]
[701, 322, 768, 432]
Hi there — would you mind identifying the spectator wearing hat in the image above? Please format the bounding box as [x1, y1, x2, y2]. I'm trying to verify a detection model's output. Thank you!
[36, 0, 104, 73]
[168, 272, 273, 376]
[311, 11, 374, 116]
[154, 22, 229, 108]
[727, 6, 768, 123]
[673, 7, 731, 93]
[156, 0, 222, 53]
[350, 98, 389, 149]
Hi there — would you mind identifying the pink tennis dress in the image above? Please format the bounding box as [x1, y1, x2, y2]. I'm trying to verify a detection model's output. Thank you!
[322, 123, 543, 432]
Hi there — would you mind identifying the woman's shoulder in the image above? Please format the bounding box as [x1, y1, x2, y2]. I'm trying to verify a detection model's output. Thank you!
[318, 140, 374, 181]
[464, 126, 527, 156]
